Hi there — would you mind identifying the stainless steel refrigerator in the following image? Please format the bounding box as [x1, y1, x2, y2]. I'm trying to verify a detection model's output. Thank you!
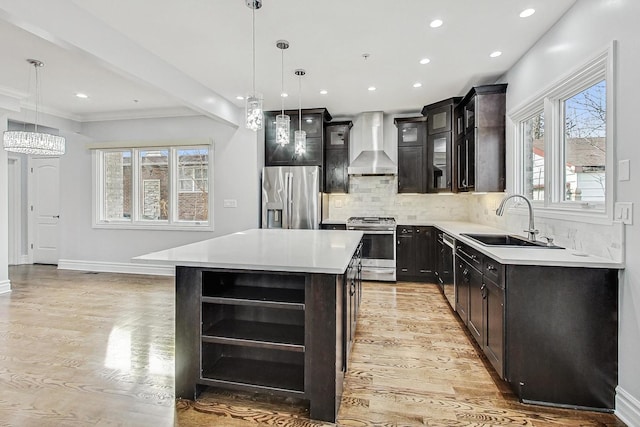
[261, 166, 321, 229]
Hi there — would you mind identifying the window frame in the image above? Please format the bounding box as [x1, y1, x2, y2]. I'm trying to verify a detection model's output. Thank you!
[92, 144, 213, 231]
[508, 43, 615, 224]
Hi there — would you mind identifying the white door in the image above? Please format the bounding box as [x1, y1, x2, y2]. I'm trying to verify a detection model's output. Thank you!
[29, 157, 60, 264]
[8, 157, 21, 265]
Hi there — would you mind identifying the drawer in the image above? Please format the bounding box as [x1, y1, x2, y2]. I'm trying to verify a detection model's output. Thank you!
[456, 242, 483, 269]
[483, 257, 504, 287]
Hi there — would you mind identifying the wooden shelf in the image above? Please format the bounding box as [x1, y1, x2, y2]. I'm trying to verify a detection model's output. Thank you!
[202, 286, 305, 310]
[202, 319, 304, 352]
[201, 356, 304, 394]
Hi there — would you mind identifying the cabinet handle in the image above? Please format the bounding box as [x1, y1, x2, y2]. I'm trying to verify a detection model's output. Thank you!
[487, 264, 496, 271]
[350, 282, 356, 296]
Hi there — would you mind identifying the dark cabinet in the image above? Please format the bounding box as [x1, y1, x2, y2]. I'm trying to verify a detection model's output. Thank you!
[265, 108, 332, 167]
[483, 275, 504, 377]
[421, 97, 461, 192]
[397, 225, 435, 282]
[397, 145, 424, 193]
[343, 243, 362, 370]
[396, 226, 415, 277]
[394, 117, 427, 193]
[427, 132, 452, 191]
[455, 242, 505, 375]
[455, 242, 483, 330]
[453, 84, 507, 192]
[324, 121, 352, 193]
[453, 240, 618, 411]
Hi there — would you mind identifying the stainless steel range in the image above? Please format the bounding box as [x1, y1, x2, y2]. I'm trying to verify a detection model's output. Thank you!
[346, 217, 396, 282]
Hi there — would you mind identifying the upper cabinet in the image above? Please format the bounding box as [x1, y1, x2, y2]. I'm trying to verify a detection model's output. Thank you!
[394, 116, 427, 193]
[421, 97, 461, 192]
[264, 108, 332, 167]
[324, 120, 352, 193]
[453, 84, 507, 193]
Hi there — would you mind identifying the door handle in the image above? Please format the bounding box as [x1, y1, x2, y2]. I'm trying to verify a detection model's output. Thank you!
[53, 215, 60, 219]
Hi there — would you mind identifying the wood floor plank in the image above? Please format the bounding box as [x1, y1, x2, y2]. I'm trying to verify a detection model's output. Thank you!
[0, 266, 626, 427]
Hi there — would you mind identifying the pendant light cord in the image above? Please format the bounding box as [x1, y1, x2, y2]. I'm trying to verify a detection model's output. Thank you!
[298, 74, 302, 130]
[281, 47, 284, 114]
[252, 4, 256, 96]
[34, 63, 40, 133]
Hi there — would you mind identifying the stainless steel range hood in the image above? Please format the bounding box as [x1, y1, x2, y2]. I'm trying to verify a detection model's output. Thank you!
[347, 111, 397, 175]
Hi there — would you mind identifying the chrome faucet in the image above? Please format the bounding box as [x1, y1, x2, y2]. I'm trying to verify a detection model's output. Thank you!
[495, 194, 539, 241]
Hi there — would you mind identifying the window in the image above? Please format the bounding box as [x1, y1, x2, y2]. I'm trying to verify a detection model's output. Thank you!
[94, 145, 211, 229]
[511, 45, 613, 220]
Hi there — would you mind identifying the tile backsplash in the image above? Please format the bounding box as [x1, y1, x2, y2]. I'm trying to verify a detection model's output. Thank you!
[327, 176, 472, 223]
[327, 176, 623, 262]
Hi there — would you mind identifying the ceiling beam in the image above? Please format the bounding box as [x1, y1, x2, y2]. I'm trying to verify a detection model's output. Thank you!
[0, 0, 241, 128]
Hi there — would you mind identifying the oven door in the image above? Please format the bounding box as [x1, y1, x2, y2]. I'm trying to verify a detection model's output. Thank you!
[359, 230, 396, 281]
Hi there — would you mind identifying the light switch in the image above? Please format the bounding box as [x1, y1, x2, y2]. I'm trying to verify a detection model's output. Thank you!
[619, 159, 630, 181]
[223, 199, 237, 208]
[614, 202, 633, 225]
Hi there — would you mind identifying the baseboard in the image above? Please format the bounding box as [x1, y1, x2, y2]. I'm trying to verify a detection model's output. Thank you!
[0, 279, 11, 295]
[616, 386, 640, 427]
[57, 259, 175, 276]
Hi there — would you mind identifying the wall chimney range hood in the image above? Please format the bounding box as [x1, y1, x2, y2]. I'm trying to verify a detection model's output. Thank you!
[347, 111, 397, 175]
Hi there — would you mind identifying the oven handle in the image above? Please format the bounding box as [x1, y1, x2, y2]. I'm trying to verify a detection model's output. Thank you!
[348, 229, 395, 235]
[362, 268, 395, 274]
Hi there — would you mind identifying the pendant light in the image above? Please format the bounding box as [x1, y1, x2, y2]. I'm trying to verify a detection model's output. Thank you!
[3, 59, 65, 156]
[294, 69, 306, 155]
[275, 40, 290, 146]
[245, 0, 263, 131]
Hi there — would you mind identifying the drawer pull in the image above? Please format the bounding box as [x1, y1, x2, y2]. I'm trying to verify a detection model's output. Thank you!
[487, 264, 496, 271]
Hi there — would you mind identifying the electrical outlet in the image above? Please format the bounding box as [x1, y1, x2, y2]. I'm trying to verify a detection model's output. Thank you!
[223, 199, 237, 208]
[335, 199, 343, 208]
[614, 202, 633, 225]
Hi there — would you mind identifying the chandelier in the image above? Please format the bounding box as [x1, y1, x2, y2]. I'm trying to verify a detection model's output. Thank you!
[245, 0, 263, 131]
[3, 59, 65, 156]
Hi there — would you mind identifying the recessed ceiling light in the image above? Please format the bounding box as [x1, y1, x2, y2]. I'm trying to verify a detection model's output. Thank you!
[430, 19, 443, 28]
[280, 92, 288, 98]
[490, 51, 503, 58]
[75, 93, 88, 99]
[320, 90, 328, 95]
[520, 8, 536, 18]
[413, 82, 422, 88]
[419, 58, 431, 65]
[368, 86, 376, 91]
[306, 118, 313, 123]
[236, 95, 244, 100]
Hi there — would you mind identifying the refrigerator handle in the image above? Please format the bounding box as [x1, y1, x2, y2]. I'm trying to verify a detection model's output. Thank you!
[287, 172, 294, 228]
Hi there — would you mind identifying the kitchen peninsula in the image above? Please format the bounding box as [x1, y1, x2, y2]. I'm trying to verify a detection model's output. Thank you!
[133, 228, 363, 422]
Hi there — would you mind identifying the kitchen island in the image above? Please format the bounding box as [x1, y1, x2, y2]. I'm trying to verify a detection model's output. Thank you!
[133, 228, 363, 422]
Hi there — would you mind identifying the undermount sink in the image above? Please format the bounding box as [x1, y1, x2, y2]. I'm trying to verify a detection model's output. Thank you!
[461, 233, 564, 249]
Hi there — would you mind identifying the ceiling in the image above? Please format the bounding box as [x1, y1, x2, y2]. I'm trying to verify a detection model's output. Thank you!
[0, 0, 576, 126]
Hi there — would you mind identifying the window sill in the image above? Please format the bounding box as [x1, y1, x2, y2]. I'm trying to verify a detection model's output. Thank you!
[509, 204, 612, 225]
[93, 222, 213, 231]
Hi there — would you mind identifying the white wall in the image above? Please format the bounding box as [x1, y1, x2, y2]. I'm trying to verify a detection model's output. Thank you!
[490, 1, 640, 424]
[0, 113, 9, 293]
[57, 115, 260, 270]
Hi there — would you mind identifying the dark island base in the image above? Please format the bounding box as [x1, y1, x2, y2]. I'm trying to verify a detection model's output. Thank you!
[174, 262, 360, 422]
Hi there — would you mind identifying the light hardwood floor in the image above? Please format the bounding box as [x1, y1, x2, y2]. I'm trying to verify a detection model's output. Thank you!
[1, 265, 625, 426]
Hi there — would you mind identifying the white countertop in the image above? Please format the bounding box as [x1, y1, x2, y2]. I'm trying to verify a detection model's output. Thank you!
[132, 228, 364, 274]
[430, 221, 623, 269]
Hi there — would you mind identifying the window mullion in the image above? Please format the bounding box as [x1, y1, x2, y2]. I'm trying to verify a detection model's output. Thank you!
[132, 148, 140, 224]
[170, 147, 177, 224]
